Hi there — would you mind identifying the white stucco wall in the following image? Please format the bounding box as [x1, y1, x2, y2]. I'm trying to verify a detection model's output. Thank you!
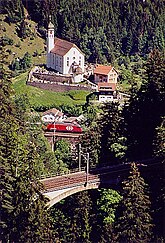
[99, 95, 114, 102]
[108, 69, 118, 83]
[49, 53, 63, 73]
[63, 47, 84, 75]
[73, 74, 84, 83]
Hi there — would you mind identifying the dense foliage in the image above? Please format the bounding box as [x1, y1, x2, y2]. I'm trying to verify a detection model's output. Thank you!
[2, 0, 165, 63]
[115, 163, 153, 242]
[124, 49, 165, 160]
[1, 0, 165, 241]
[10, 52, 32, 71]
[0, 49, 60, 242]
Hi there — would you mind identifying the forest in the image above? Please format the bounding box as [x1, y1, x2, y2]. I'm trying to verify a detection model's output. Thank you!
[0, 0, 165, 242]
[1, 0, 165, 64]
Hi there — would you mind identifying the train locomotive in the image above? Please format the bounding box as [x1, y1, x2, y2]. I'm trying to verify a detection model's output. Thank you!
[46, 122, 83, 133]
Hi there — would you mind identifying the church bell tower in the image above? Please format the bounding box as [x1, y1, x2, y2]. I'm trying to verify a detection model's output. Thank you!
[47, 15, 54, 68]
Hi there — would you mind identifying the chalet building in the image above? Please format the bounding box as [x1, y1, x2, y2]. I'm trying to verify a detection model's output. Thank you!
[94, 65, 118, 84]
[42, 108, 66, 123]
[46, 16, 85, 82]
[98, 82, 117, 102]
[93, 65, 118, 102]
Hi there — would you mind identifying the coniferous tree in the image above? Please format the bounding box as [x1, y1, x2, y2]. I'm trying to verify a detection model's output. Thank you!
[0, 55, 53, 241]
[80, 124, 100, 168]
[2, 0, 164, 61]
[125, 49, 165, 160]
[51, 191, 92, 243]
[152, 116, 165, 240]
[98, 102, 127, 165]
[115, 163, 153, 243]
[70, 191, 92, 243]
[153, 116, 165, 159]
[0, 49, 18, 242]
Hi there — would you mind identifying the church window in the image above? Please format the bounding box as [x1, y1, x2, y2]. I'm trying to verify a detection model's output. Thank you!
[73, 57, 75, 60]
[79, 60, 81, 66]
[67, 61, 69, 66]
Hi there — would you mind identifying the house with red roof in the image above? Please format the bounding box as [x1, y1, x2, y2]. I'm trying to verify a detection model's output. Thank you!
[46, 16, 84, 82]
[42, 108, 66, 123]
[94, 65, 118, 84]
[93, 65, 118, 102]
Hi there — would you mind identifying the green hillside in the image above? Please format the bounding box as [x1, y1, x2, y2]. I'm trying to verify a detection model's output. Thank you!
[12, 73, 90, 109]
[0, 14, 46, 68]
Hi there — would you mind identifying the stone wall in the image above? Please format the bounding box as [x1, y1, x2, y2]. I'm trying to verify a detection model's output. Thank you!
[27, 81, 92, 92]
[32, 72, 72, 83]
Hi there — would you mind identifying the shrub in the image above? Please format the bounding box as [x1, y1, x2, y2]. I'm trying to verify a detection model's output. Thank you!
[10, 52, 32, 71]
[0, 36, 14, 46]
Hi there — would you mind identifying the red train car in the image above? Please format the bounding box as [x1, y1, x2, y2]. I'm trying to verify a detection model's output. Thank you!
[46, 122, 83, 133]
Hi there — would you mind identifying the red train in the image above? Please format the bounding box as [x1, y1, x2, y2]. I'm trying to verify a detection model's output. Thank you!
[46, 122, 83, 133]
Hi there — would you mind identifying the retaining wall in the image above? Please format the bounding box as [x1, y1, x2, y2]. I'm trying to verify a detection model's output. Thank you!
[27, 82, 92, 92]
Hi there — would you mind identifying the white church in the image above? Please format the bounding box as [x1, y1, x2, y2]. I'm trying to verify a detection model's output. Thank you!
[46, 16, 85, 83]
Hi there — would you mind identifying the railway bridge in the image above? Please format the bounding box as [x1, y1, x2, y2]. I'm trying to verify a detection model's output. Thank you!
[40, 159, 160, 207]
[44, 131, 82, 151]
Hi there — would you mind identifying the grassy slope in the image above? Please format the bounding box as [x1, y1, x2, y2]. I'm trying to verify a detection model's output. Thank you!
[12, 73, 89, 108]
[0, 14, 46, 67]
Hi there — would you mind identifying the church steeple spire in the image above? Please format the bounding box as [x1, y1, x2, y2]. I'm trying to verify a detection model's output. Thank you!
[47, 15, 54, 68]
[48, 15, 54, 29]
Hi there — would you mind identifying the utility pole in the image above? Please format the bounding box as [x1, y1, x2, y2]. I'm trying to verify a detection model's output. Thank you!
[52, 118, 56, 152]
[86, 152, 89, 185]
[78, 144, 81, 171]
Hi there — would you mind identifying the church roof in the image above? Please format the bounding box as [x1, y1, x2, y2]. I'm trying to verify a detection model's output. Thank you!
[50, 38, 84, 56]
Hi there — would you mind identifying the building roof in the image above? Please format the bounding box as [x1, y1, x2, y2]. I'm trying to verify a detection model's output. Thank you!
[94, 65, 113, 75]
[63, 117, 79, 123]
[50, 38, 84, 56]
[98, 82, 117, 91]
[43, 108, 64, 117]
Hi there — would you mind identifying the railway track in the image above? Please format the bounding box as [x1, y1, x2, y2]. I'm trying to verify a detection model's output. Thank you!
[41, 158, 163, 193]
[41, 171, 99, 192]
